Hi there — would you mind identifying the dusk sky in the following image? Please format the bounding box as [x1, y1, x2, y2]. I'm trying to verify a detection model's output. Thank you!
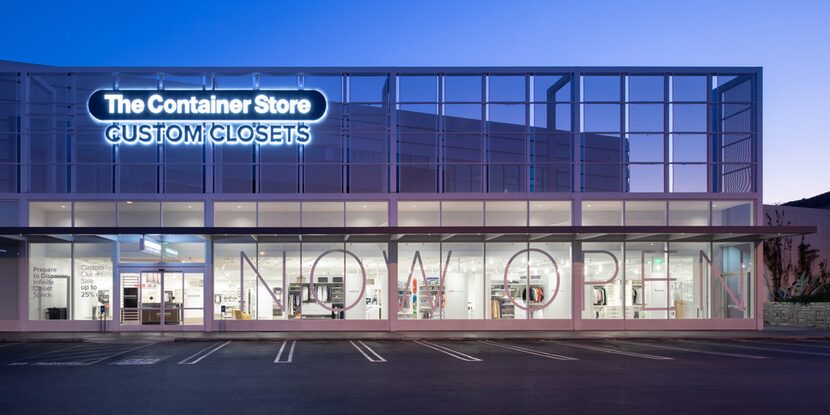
[1, 0, 827, 204]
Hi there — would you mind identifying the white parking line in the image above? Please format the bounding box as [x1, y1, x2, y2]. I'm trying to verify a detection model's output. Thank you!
[414, 341, 481, 362]
[84, 343, 157, 365]
[544, 340, 673, 360]
[178, 341, 232, 365]
[612, 340, 767, 359]
[349, 340, 386, 363]
[0, 342, 21, 349]
[739, 339, 830, 350]
[274, 341, 296, 364]
[480, 340, 578, 361]
[7, 344, 85, 365]
[680, 340, 830, 357]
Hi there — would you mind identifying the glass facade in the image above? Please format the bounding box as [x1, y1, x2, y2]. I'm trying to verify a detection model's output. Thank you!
[0, 64, 772, 331]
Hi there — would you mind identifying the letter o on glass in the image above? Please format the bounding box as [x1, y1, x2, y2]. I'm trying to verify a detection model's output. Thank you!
[502, 248, 561, 312]
[308, 249, 366, 313]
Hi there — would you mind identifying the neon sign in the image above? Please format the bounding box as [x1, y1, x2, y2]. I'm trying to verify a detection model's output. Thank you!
[87, 89, 327, 146]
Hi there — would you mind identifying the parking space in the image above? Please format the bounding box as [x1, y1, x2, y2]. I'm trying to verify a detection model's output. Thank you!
[3, 338, 830, 413]
[5, 338, 830, 368]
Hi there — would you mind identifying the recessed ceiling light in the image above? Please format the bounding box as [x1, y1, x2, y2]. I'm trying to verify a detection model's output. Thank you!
[60, 205, 66, 209]
[126, 201, 133, 204]
[362, 205, 367, 208]
[187, 205, 192, 209]
[236, 205, 241, 209]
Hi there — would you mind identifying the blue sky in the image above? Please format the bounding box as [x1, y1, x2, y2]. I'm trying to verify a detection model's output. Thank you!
[1, 0, 828, 203]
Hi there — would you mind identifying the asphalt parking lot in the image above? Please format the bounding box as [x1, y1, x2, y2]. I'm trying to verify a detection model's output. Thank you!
[1, 338, 829, 414]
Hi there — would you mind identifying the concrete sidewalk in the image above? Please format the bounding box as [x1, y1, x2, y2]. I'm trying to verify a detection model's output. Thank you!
[2, 326, 830, 343]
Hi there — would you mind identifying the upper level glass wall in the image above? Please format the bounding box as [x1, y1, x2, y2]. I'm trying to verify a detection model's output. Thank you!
[13, 69, 756, 196]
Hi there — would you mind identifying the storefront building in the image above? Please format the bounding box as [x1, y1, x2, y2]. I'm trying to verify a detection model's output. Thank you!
[0, 62, 812, 332]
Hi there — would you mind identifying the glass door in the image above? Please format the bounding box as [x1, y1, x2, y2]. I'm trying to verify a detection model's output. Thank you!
[119, 269, 204, 330]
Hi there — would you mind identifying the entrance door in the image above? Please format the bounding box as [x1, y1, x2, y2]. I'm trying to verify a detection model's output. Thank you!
[118, 269, 205, 331]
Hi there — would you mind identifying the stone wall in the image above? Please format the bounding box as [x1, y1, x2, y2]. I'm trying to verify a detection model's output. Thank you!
[764, 302, 830, 328]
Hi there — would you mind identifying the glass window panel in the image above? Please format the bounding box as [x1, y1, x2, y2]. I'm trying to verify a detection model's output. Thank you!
[628, 76, 664, 102]
[441, 242, 484, 319]
[350, 76, 388, 103]
[625, 201, 667, 225]
[213, 74, 252, 89]
[349, 130, 387, 163]
[344, 242, 388, 320]
[260, 165, 298, 193]
[671, 134, 707, 163]
[628, 104, 663, 132]
[529, 242, 572, 319]
[672, 104, 707, 132]
[163, 74, 203, 90]
[0, 201, 18, 226]
[488, 76, 525, 102]
[533, 75, 570, 102]
[486, 242, 525, 320]
[303, 76, 342, 103]
[672, 76, 707, 102]
[218, 165, 254, 193]
[485, 201, 527, 226]
[583, 164, 623, 192]
[73, 243, 114, 320]
[118, 73, 159, 89]
[258, 202, 300, 227]
[671, 164, 707, 192]
[29, 202, 71, 226]
[302, 202, 344, 227]
[444, 76, 481, 102]
[29, 243, 71, 320]
[669, 242, 710, 319]
[489, 104, 525, 131]
[213, 202, 255, 227]
[162, 202, 204, 227]
[399, 76, 437, 102]
[532, 103, 571, 131]
[488, 164, 525, 193]
[165, 164, 203, 193]
[76, 164, 114, 193]
[581, 201, 622, 226]
[74, 202, 116, 227]
[348, 164, 387, 193]
[668, 201, 709, 226]
[397, 242, 441, 320]
[583, 104, 620, 132]
[259, 74, 298, 89]
[397, 201, 439, 226]
[441, 201, 483, 226]
[213, 242, 256, 318]
[118, 201, 160, 227]
[444, 104, 482, 132]
[30, 164, 68, 193]
[399, 104, 439, 135]
[625, 242, 669, 319]
[711, 201, 753, 226]
[583, 242, 623, 320]
[345, 201, 388, 227]
[627, 164, 664, 192]
[583, 76, 620, 102]
[399, 164, 438, 193]
[120, 164, 157, 193]
[30, 133, 68, 163]
[712, 242, 752, 318]
[627, 134, 663, 163]
[444, 133, 482, 162]
[444, 164, 482, 193]
[529, 201, 571, 226]
[303, 164, 342, 193]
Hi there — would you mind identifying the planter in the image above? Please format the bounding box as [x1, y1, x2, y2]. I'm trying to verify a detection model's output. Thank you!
[764, 302, 830, 328]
